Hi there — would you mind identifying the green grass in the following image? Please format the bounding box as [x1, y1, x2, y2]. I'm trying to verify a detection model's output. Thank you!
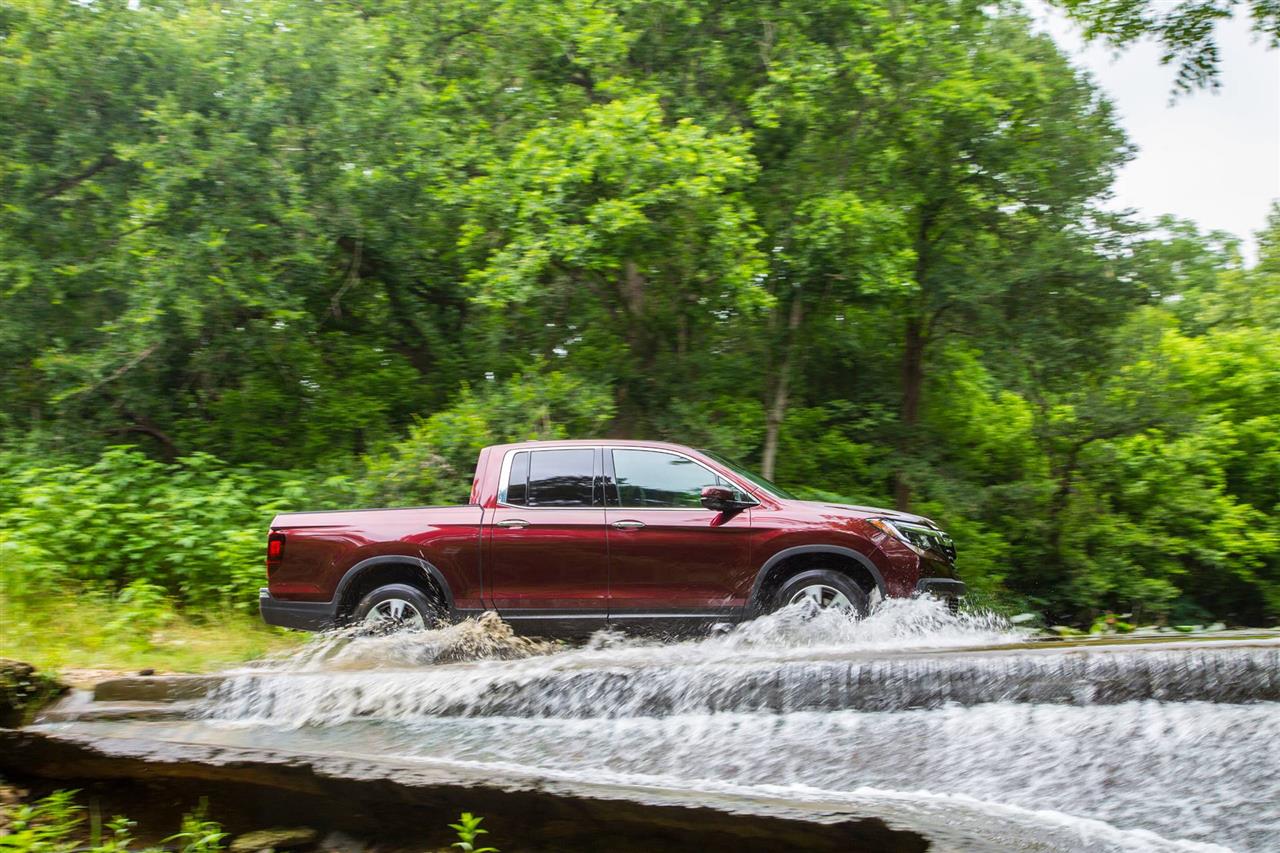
[0, 597, 304, 677]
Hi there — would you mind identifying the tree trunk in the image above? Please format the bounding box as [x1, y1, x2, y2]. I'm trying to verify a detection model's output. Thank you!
[895, 314, 925, 510]
[1046, 445, 1081, 558]
[762, 294, 804, 481]
[896, 203, 937, 512]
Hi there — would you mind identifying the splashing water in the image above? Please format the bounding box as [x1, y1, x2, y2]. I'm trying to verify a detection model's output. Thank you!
[254, 594, 1026, 676]
[688, 593, 1024, 654]
[256, 610, 559, 672]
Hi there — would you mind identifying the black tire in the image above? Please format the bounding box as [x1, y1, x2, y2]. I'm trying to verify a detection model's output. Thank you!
[773, 569, 870, 617]
[352, 583, 442, 632]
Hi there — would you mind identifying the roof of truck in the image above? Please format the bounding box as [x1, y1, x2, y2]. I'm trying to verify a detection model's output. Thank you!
[486, 439, 703, 453]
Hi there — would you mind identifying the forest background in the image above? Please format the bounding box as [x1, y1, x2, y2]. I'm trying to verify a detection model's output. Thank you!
[2, 0, 1277, 667]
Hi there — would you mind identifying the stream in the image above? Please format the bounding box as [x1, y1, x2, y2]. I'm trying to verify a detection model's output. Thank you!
[23, 599, 1280, 851]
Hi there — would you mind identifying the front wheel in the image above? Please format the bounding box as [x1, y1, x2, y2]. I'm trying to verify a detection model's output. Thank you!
[352, 583, 441, 632]
[774, 569, 870, 618]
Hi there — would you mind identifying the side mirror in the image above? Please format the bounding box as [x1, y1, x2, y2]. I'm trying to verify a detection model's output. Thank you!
[701, 485, 751, 513]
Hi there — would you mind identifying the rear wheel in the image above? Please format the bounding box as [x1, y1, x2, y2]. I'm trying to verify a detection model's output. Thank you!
[774, 569, 870, 618]
[352, 583, 440, 632]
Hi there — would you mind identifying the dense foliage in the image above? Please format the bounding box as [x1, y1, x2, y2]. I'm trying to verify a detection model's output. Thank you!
[0, 0, 1276, 625]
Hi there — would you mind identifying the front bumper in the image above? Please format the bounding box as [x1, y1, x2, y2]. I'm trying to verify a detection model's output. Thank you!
[915, 577, 966, 599]
[259, 588, 339, 631]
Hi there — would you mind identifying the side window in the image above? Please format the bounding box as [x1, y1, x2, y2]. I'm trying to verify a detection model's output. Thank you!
[525, 448, 596, 507]
[505, 451, 530, 505]
[612, 449, 734, 509]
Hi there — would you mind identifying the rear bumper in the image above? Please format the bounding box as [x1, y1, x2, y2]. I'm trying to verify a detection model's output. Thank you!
[915, 577, 966, 598]
[259, 588, 338, 631]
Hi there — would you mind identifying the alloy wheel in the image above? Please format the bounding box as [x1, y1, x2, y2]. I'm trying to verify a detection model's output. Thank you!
[364, 598, 426, 630]
[788, 584, 857, 613]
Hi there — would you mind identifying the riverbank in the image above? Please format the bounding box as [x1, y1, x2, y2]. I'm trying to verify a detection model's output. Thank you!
[0, 599, 303, 677]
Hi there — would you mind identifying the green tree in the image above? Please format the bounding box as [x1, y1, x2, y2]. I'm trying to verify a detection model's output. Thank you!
[1050, 0, 1280, 91]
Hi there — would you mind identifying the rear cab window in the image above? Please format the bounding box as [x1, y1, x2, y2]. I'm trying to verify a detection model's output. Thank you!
[503, 447, 600, 507]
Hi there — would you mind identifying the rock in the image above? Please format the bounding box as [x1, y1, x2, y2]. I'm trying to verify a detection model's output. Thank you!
[319, 830, 367, 852]
[230, 827, 320, 852]
[0, 660, 68, 728]
[137, 668, 155, 676]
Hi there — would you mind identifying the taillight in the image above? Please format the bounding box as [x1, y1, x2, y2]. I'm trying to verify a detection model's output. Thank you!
[266, 532, 286, 573]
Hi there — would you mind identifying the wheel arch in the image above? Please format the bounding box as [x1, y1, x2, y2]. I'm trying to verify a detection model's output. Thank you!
[748, 545, 886, 615]
[333, 555, 454, 618]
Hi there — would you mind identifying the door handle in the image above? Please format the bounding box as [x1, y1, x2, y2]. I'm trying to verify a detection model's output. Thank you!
[612, 520, 645, 530]
[496, 519, 531, 529]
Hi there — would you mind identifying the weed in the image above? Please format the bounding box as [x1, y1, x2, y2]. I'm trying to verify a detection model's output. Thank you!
[449, 812, 498, 853]
[165, 799, 226, 853]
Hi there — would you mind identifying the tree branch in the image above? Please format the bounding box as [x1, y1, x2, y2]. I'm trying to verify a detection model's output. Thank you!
[64, 343, 160, 400]
[112, 410, 178, 461]
[37, 153, 120, 202]
[330, 238, 363, 319]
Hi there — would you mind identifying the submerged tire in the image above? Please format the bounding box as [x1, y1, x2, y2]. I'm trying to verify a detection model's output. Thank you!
[774, 569, 870, 617]
[352, 583, 441, 632]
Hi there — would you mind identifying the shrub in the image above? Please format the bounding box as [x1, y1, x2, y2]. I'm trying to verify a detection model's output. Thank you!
[0, 448, 328, 610]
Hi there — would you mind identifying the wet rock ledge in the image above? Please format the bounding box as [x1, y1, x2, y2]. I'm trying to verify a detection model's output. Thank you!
[0, 728, 927, 853]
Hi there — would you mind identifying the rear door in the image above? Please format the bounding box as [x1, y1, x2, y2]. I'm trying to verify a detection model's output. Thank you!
[604, 448, 754, 622]
[487, 447, 609, 633]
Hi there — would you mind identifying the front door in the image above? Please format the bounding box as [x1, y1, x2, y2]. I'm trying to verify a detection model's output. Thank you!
[604, 448, 753, 622]
[487, 447, 608, 633]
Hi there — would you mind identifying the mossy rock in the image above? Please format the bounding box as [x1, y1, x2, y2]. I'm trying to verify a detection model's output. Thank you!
[229, 827, 319, 852]
[0, 660, 68, 728]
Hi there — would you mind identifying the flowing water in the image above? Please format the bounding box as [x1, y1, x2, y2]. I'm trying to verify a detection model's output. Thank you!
[41, 600, 1280, 851]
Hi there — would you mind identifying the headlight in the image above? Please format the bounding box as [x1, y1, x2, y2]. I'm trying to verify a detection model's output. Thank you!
[868, 518, 955, 560]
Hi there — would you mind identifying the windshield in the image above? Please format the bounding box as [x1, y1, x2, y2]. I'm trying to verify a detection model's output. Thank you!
[701, 450, 798, 500]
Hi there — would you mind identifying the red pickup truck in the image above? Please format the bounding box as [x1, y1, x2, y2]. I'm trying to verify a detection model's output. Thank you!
[259, 440, 963, 635]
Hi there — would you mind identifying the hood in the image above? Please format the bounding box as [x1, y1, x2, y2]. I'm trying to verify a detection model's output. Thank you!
[798, 501, 940, 529]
